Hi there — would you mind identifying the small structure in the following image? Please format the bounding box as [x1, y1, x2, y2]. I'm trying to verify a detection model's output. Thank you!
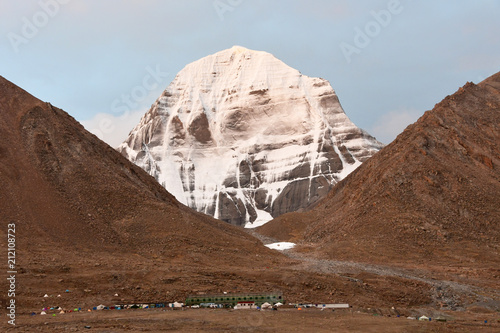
[235, 302, 257, 309]
[317, 304, 350, 309]
[295, 303, 349, 309]
[171, 302, 183, 308]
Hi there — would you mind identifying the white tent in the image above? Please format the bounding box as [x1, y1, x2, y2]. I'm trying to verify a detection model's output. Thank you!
[261, 302, 272, 309]
[274, 302, 283, 307]
[96, 304, 105, 311]
[40, 311, 47, 315]
[173, 302, 183, 308]
[418, 315, 429, 321]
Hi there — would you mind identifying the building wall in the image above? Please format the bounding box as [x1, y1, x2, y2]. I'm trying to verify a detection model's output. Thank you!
[186, 293, 283, 306]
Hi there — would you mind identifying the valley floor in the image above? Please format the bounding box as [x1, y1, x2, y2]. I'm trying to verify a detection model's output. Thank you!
[5, 307, 499, 332]
[7, 230, 499, 332]
[247, 230, 500, 312]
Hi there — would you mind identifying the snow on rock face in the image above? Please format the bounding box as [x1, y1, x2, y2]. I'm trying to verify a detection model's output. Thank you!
[118, 46, 383, 227]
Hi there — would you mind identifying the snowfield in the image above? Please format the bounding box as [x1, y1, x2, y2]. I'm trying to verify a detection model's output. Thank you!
[265, 242, 296, 250]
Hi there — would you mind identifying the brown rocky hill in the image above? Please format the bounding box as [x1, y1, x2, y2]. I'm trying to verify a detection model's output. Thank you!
[0, 74, 274, 256]
[257, 73, 500, 277]
[0, 76, 437, 316]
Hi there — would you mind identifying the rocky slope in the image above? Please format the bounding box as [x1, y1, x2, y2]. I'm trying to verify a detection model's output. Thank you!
[0, 75, 266, 254]
[257, 73, 500, 275]
[119, 46, 383, 227]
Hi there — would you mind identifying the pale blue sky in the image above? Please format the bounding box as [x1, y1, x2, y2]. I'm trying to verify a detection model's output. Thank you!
[1, 0, 499, 146]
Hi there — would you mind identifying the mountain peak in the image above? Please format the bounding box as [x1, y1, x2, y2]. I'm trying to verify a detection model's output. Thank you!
[119, 48, 383, 227]
[230, 45, 251, 53]
[175, 46, 298, 89]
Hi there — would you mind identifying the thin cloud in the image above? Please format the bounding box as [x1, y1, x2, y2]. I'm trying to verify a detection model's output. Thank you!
[370, 109, 422, 144]
[81, 110, 144, 148]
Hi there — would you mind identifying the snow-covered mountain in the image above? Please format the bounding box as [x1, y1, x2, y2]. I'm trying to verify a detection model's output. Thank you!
[118, 46, 383, 227]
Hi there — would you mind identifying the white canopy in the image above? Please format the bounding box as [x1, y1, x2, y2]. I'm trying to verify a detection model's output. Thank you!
[261, 302, 272, 309]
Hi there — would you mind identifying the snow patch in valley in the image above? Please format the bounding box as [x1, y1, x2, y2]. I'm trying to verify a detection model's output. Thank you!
[265, 242, 296, 250]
